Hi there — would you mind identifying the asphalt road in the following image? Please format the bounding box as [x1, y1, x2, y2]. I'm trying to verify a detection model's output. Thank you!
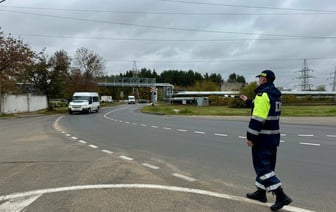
[1, 104, 335, 211]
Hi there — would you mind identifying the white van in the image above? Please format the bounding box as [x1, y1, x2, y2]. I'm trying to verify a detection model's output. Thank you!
[128, 95, 135, 104]
[68, 92, 100, 114]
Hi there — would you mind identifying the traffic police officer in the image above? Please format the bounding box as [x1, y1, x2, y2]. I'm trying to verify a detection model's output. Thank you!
[240, 70, 292, 211]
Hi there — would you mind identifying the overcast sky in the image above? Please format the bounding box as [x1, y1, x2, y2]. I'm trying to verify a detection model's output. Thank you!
[1, 0, 336, 91]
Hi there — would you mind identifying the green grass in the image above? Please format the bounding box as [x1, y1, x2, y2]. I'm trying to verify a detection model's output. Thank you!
[142, 104, 336, 116]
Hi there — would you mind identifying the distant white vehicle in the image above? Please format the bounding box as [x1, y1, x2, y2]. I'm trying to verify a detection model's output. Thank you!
[128, 95, 136, 104]
[68, 92, 100, 114]
[101, 95, 113, 103]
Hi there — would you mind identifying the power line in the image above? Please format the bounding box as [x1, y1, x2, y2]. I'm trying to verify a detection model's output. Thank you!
[1, 9, 336, 39]
[10, 33, 336, 41]
[160, 0, 336, 13]
[2, 5, 336, 15]
[103, 57, 336, 63]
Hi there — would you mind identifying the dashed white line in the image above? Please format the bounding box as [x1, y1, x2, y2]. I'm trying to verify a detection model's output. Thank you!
[140, 124, 147, 127]
[88, 145, 98, 149]
[194, 131, 206, 134]
[300, 142, 320, 146]
[142, 163, 160, 170]
[327, 135, 336, 138]
[151, 126, 159, 128]
[214, 133, 228, 137]
[238, 136, 247, 139]
[281, 134, 287, 136]
[163, 127, 172, 130]
[119, 155, 134, 161]
[172, 173, 196, 182]
[71, 137, 78, 140]
[280, 140, 285, 143]
[65, 134, 71, 137]
[298, 134, 314, 137]
[177, 129, 187, 132]
[102, 150, 113, 154]
[78, 140, 87, 144]
[132, 123, 137, 125]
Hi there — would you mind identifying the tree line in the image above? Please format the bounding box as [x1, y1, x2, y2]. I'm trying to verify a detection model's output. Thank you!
[1, 29, 247, 109]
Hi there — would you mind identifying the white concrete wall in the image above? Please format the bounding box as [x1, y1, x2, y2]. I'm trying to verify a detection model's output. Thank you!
[1, 94, 47, 114]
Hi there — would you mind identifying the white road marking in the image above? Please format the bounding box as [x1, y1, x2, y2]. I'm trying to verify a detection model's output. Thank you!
[61, 131, 66, 134]
[163, 127, 172, 130]
[132, 123, 137, 125]
[300, 142, 320, 146]
[88, 145, 98, 149]
[119, 156, 134, 161]
[298, 134, 314, 137]
[177, 129, 187, 132]
[140, 124, 147, 127]
[172, 173, 196, 182]
[142, 163, 160, 170]
[194, 131, 206, 134]
[151, 126, 159, 128]
[280, 140, 285, 143]
[281, 134, 287, 136]
[0, 194, 42, 212]
[102, 150, 113, 154]
[124, 121, 130, 124]
[214, 133, 228, 137]
[326, 135, 336, 138]
[238, 136, 247, 139]
[78, 140, 87, 144]
[65, 134, 71, 137]
[0, 185, 315, 212]
[71, 137, 78, 140]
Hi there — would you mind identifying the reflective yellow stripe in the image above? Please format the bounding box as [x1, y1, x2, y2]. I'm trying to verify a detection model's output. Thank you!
[252, 93, 270, 120]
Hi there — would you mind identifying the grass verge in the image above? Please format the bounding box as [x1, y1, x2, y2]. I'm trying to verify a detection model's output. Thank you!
[142, 104, 336, 116]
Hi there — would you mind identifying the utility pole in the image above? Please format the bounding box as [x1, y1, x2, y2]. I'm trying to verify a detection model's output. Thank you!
[331, 67, 336, 92]
[297, 59, 314, 91]
[132, 60, 139, 100]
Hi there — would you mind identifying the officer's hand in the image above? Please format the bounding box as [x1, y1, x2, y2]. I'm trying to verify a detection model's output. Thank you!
[240, 95, 248, 102]
[246, 140, 253, 147]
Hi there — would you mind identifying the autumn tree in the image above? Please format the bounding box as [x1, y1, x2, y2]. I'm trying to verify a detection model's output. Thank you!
[0, 31, 35, 94]
[23, 50, 71, 110]
[72, 47, 104, 91]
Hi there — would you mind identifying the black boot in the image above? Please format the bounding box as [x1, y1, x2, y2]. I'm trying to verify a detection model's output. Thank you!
[246, 188, 267, 203]
[271, 187, 292, 211]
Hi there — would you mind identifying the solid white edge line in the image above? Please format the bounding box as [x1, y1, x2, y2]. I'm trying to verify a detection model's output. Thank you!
[119, 156, 134, 161]
[0, 184, 315, 212]
[172, 173, 196, 182]
[300, 142, 320, 146]
[142, 163, 160, 170]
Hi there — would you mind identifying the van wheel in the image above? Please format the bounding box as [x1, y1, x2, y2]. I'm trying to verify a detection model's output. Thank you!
[87, 108, 91, 114]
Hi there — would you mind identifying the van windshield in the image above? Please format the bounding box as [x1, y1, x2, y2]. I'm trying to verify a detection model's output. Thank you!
[72, 96, 90, 102]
